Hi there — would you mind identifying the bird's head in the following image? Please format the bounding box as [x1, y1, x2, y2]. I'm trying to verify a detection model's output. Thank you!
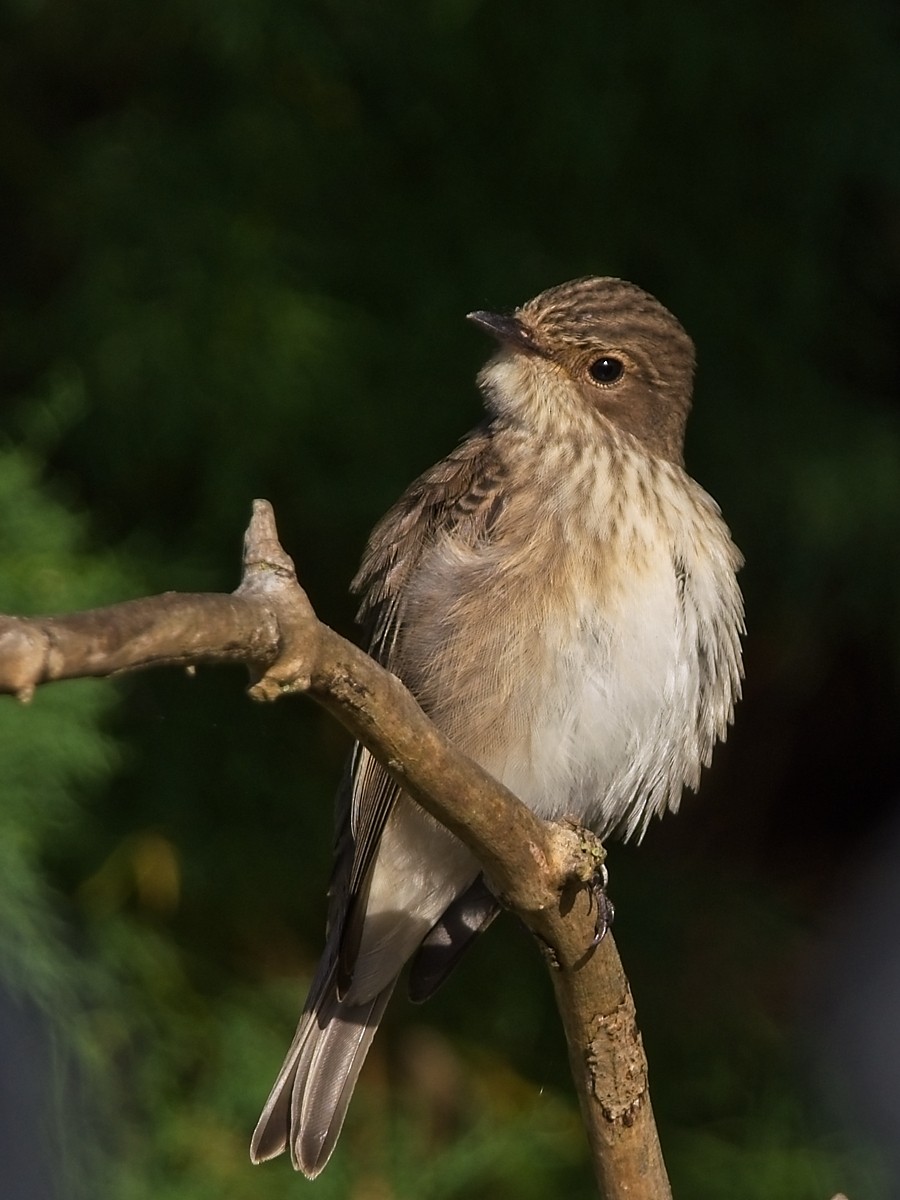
[469, 277, 696, 464]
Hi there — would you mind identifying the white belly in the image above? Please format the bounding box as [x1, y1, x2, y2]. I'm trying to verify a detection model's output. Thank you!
[398, 532, 699, 841]
[477, 557, 691, 838]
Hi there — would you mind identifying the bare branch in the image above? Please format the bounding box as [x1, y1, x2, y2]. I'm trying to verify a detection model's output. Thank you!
[0, 499, 671, 1200]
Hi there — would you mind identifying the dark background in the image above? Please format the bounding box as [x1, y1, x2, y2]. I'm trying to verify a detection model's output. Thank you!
[1, 2, 899, 1197]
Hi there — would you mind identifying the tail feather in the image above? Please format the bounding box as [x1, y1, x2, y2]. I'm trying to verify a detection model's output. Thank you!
[251, 971, 397, 1178]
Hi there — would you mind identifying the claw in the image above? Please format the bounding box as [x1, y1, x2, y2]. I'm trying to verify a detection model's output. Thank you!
[558, 818, 615, 954]
[587, 862, 615, 947]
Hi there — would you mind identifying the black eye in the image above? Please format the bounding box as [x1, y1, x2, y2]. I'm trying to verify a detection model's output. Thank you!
[588, 357, 624, 384]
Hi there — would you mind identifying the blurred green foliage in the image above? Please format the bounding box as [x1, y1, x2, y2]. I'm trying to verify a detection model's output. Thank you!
[0, 444, 125, 974]
[1, 0, 899, 1195]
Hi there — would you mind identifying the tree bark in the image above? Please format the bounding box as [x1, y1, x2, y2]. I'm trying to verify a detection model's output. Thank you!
[0, 499, 672, 1200]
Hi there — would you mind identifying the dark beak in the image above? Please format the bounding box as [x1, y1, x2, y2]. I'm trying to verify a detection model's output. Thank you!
[466, 310, 547, 356]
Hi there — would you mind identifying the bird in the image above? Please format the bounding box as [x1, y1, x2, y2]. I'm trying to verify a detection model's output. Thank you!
[250, 276, 744, 1177]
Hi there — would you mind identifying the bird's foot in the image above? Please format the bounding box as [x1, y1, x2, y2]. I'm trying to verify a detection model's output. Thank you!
[586, 860, 615, 947]
[560, 819, 614, 947]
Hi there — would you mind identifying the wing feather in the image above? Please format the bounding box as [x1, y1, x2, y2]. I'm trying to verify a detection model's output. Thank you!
[331, 422, 507, 984]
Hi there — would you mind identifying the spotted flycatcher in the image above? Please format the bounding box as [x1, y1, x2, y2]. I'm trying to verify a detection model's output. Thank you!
[251, 276, 744, 1176]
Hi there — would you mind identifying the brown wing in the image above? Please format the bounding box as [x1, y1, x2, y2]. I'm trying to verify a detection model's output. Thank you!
[331, 421, 508, 983]
[353, 420, 507, 669]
